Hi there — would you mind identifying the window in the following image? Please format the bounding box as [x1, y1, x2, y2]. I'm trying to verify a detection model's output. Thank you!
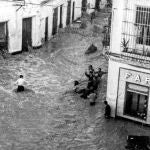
[124, 83, 148, 120]
[135, 7, 150, 46]
[122, 5, 150, 55]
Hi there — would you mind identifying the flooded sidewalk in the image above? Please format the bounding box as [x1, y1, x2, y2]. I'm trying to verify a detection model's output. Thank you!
[0, 11, 149, 150]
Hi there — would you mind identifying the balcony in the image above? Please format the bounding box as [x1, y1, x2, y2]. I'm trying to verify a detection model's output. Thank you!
[121, 5, 150, 58]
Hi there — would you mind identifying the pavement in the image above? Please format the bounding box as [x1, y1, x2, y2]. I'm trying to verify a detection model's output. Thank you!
[0, 10, 149, 150]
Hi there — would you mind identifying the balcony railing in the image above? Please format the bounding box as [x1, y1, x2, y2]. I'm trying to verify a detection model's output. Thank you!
[121, 3, 150, 57]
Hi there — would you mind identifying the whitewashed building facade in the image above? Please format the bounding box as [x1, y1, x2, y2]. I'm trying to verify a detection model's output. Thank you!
[0, 0, 98, 53]
[0, 0, 42, 53]
[107, 0, 150, 124]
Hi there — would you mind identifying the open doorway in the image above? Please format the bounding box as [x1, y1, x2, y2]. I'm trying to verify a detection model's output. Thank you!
[0, 22, 8, 51]
[22, 17, 32, 51]
[124, 83, 148, 120]
[45, 17, 48, 41]
[52, 7, 58, 36]
[66, 0, 71, 25]
[59, 5, 63, 28]
[72, 1, 75, 22]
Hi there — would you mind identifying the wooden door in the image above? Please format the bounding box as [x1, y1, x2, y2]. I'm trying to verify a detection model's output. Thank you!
[52, 7, 58, 35]
[59, 5, 63, 28]
[82, 0, 87, 12]
[66, 0, 71, 25]
[45, 17, 48, 41]
[72, 2, 75, 22]
[22, 18, 32, 51]
[95, 0, 100, 10]
[0, 22, 8, 51]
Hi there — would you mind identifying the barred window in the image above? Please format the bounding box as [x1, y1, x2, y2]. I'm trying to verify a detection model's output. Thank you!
[135, 7, 150, 46]
[122, 5, 150, 55]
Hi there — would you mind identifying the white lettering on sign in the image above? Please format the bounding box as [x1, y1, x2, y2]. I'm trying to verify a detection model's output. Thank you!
[135, 75, 141, 82]
[146, 77, 150, 84]
[125, 73, 132, 79]
[124, 72, 150, 85]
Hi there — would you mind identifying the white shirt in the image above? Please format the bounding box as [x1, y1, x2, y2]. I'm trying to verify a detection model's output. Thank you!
[16, 78, 25, 86]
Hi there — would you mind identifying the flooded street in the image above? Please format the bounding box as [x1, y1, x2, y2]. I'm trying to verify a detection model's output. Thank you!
[0, 11, 149, 150]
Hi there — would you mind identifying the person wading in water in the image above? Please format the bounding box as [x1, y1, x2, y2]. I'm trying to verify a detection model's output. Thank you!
[15, 75, 26, 92]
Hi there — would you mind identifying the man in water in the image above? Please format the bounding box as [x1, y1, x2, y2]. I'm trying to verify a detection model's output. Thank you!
[95, 68, 107, 78]
[15, 75, 26, 92]
[85, 65, 95, 81]
[104, 101, 111, 118]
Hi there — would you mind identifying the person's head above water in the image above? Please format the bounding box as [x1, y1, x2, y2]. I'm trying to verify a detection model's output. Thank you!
[104, 101, 108, 105]
[98, 68, 101, 72]
[20, 75, 23, 78]
[88, 65, 93, 70]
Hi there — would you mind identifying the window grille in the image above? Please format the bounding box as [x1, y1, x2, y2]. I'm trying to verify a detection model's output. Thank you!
[122, 4, 150, 56]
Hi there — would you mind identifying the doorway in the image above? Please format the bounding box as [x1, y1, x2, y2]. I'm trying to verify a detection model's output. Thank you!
[0, 22, 8, 51]
[82, 0, 87, 12]
[66, 0, 71, 25]
[72, 1, 75, 22]
[45, 17, 48, 41]
[22, 17, 32, 51]
[52, 7, 58, 36]
[95, 0, 100, 11]
[124, 83, 148, 120]
[59, 5, 63, 28]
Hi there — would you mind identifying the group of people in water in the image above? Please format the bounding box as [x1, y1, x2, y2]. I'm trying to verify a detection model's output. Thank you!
[74, 65, 111, 118]
[15, 64, 111, 118]
[74, 65, 106, 100]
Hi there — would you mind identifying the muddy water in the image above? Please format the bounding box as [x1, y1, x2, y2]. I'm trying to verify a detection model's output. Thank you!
[0, 13, 150, 150]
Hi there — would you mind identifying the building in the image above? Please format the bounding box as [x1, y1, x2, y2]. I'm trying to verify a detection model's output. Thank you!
[107, 0, 150, 124]
[41, 0, 82, 38]
[0, 0, 83, 53]
[0, 0, 42, 53]
[0, 0, 98, 53]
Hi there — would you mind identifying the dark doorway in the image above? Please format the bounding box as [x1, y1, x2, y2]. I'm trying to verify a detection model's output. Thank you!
[82, 0, 87, 12]
[45, 17, 48, 41]
[22, 17, 32, 51]
[66, 0, 71, 25]
[124, 83, 148, 120]
[0, 22, 8, 51]
[95, 0, 100, 11]
[59, 5, 63, 28]
[72, 1, 75, 22]
[52, 7, 58, 36]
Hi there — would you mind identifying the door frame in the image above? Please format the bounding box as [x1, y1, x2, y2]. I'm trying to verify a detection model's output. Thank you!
[22, 17, 32, 51]
[45, 17, 48, 41]
[66, 0, 71, 26]
[59, 5, 63, 28]
[0, 21, 8, 51]
[52, 7, 58, 36]
[72, 1, 75, 22]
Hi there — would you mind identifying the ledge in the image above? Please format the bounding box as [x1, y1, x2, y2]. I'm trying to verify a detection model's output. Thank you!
[105, 52, 150, 69]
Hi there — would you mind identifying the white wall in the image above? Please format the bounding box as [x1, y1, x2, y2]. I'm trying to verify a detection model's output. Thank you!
[87, 0, 96, 14]
[0, 1, 42, 53]
[74, 0, 82, 20]
[40, 5, 53, 41]
[0, 0, 83, 53]
[110, 0, 125, 54]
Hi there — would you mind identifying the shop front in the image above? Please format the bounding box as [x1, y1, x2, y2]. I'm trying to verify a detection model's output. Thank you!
[117, 68, 150, 124]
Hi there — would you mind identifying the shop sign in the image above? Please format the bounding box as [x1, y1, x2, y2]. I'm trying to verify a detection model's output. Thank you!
[125, 72, 150, 85]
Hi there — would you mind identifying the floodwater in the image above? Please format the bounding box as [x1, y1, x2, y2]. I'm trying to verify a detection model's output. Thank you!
[0, 11, 149, 150]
